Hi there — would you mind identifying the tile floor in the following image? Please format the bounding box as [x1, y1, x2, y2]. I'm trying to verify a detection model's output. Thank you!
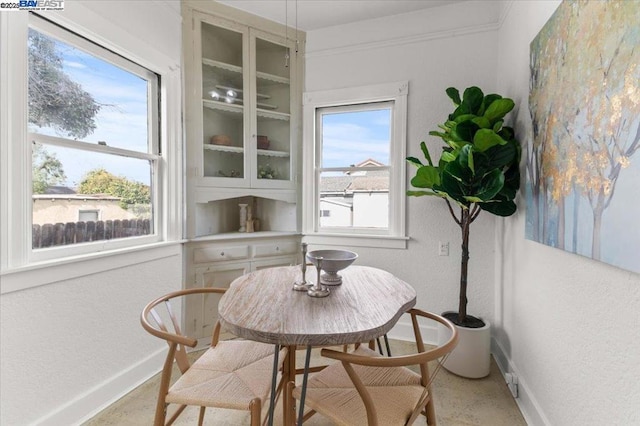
[84, 340, 526, 426]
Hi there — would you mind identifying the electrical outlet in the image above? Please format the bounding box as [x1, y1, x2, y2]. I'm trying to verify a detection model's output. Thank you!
[438, 241, 449, 256]
[505, 373, 519, 398]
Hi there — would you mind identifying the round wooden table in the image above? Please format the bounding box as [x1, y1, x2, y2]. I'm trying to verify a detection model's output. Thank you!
[218, 265, 417, 425]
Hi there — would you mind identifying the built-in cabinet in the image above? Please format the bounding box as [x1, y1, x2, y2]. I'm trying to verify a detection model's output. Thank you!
[182, 1, 305, 340]
[184, 235, 299, 340]
[187, 8, 300, 191]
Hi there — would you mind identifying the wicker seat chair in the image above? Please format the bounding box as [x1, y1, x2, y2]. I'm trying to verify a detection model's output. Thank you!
[287, 309, 458, 426]
[141, 287, 286, 426]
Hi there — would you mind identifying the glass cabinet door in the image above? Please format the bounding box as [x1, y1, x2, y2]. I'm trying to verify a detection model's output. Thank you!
[199, 18, 249, 184]
[251, 31, 294, 188]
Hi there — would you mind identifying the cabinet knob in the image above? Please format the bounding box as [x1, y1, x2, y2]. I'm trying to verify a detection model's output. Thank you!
[220, 251, 225, 256]
[276, 246, 280, 251]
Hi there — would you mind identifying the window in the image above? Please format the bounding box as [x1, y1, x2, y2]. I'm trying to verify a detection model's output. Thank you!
[302, 82, 408, 248]
[78, 210, 99, 222]
[27, 15, 160, 256]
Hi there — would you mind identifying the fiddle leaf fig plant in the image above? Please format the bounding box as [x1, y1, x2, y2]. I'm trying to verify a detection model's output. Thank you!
[407, 86, 521, 327]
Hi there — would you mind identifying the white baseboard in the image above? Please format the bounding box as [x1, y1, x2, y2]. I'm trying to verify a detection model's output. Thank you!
[392, 323, 550, 426]
[492, 338, 551, 426]
[34, 348, 166, 426]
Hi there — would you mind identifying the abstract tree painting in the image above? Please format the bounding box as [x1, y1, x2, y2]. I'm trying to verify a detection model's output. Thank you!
[527, 0, 640, 273]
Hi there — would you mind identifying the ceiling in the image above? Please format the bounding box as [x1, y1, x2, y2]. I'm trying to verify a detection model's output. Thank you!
[217, 0, 465, 31]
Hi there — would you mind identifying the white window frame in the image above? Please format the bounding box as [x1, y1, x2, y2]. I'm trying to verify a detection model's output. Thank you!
[302, 81, 408, 249]
[0, 8, 183, 284]
[26, 15, 161, 263]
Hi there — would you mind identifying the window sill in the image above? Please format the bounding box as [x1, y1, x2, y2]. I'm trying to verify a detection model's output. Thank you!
[0, 240, 185, 294]
[302, 233, 408, 249]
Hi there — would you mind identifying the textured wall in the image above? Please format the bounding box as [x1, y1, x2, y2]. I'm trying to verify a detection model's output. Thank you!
[305, 1, 501, 324]
[496, 1, 640, 424]
[0, 255, 182, 425]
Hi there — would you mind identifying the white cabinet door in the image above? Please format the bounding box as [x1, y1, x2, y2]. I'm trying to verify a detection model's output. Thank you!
[191, 262, 250, 339]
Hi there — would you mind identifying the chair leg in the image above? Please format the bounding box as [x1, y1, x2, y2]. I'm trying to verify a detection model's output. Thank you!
[153, 401, 166, 426]
[250, 398, 262, 426]
[425, 397, 436, 426]
[286, 381, 295, 426]
[197, 406, 206, 426]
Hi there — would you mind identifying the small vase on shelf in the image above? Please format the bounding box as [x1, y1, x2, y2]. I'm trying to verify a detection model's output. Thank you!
[238, 204, 248, 232]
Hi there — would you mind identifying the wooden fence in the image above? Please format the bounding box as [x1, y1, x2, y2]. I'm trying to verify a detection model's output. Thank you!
[32, 219, 151, 248]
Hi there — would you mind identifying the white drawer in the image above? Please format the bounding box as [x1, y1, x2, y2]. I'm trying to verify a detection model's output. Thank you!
[193, 245, 249, 263]
[253, 241, 298, 258]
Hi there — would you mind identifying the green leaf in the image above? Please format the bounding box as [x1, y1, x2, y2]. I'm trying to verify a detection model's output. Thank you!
[484, 141, 516, 169]
[450, 103, 470, 120]
[446, 87, 461, 105]
[480, 199, 517, 216]
[441, 151, 457, 163]
[454, 114, 476, 124]
[464, 196, 483, 203]
[420, 141, 433, 166]
[457, 144, 475, 174]
[461, 87, 484, 114]
[492, 119, 504, 132]
[473, 129, 507, 151]
[429, 130, 451, 142]
[472, 116, 491, 129]
[479, 94, 502, 115]
[453, 120, 479, 142]
[476, 169, 504, 201]
[484, 98, 515, 124]
[410, 165, 440, 188]
[406, 156, 423, 167]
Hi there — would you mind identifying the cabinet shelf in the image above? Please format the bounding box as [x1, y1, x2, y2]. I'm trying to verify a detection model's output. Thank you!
[203, 99, 289, 121]
[202, 57, 290, 85]
[203, 99, 243, 114]
[203, 143, 290, 158]
[215, 84, 271, 100]
[257, 109, 290, 121]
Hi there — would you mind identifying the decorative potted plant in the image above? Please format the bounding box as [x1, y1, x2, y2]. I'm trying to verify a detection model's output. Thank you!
[407, 86, 520, 377]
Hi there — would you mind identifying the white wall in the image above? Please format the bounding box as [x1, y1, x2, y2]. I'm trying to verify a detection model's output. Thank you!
[495, 1, 640, 425]
[305, 1, 502, 327]
[0, 1, 183, 425]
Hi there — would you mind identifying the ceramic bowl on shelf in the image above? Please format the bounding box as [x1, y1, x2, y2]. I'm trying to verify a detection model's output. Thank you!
[257, 135, 270, 150]
[210, 134, 231, 146]
[306, 249, 358, 285]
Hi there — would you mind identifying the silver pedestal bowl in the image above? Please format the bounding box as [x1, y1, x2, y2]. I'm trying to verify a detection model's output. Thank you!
[306, 249, 358, 285]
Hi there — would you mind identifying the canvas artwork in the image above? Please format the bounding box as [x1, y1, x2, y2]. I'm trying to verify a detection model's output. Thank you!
[527, 0, 640, 273]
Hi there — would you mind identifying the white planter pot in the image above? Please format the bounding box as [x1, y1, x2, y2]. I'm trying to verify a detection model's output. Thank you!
[438, 312, 491, 379]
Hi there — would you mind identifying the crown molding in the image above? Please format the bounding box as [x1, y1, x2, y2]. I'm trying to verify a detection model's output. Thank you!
[306, 21, 500, 59]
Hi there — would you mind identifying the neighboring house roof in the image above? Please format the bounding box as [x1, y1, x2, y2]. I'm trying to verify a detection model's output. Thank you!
[320, 169, 389, 194]
[35, 186, 122, 201]
[33, 193, 122, 201]
[320, 176, 356, 193]
[320, 197, 352, 208]
[43, 185, 76, 194]
[355, 158, 385, 167]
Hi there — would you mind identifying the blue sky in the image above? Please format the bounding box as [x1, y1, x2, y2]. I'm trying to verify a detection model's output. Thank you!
[321, 108, 390, 168]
